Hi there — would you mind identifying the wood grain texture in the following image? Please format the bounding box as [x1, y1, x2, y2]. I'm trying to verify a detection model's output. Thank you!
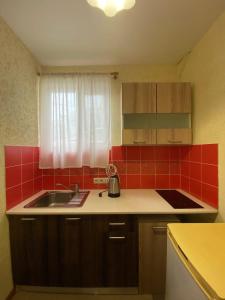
[122, 83, 156, 113]
[123, 129, 156, 145]
[157, 128, 192, 144]
[157, 83, 191, 113]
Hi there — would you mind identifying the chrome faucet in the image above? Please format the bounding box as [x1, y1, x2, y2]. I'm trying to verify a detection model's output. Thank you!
[56, 183, 79, 194]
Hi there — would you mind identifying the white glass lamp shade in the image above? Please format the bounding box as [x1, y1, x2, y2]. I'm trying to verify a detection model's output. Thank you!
[87, 0, 136, 17]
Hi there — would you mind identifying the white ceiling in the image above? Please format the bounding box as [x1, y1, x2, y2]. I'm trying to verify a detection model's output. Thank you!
[0, 0, 225, 66]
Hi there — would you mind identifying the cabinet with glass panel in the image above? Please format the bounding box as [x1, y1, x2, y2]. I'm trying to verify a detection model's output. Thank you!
[122, 82, 192, 145]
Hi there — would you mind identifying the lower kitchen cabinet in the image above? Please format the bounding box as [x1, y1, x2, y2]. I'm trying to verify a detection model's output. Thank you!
[9, 216, 48, 286]
[9, 215, 138, 288]
[138, 215, 179, 297]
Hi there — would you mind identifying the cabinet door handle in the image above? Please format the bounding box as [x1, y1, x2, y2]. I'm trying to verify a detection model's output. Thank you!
[109, 222, 126, 226]
[20, 217, 36, 221]
[65, 217, 81, 221]
[133, 141, 146, 144]
[109, 236, 126, 239]
[168, 140, 182, 144]
[152, 226, 167, 232]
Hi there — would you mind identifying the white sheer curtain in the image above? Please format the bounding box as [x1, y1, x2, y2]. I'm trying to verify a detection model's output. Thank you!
[39, 74, 111, 169]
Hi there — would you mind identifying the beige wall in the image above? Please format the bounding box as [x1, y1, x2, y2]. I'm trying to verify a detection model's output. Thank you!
[0, 17, 39, 299]
[178, 11, 225, 221]
[42, 65, 179, 145]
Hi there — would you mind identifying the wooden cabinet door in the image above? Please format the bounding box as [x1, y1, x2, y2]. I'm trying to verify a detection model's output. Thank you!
[9, 216, 47, 286]
[157, 83, 191, 113]
[123, 129, 156, 145]
[122, 83, 156, 113]
[157, 128, 192, 144]
[59, 216, 84, 287]
[103, 216, 138, 287]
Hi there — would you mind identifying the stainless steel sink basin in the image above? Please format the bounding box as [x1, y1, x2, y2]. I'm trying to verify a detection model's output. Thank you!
[24, 191, 89, 208]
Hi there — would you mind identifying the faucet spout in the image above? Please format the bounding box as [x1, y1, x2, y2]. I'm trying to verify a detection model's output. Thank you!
[56, 183, 79, 194]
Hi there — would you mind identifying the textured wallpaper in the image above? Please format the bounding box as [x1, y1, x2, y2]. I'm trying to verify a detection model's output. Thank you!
[0, 16, 40, 299]
[179, 11, 225, 221]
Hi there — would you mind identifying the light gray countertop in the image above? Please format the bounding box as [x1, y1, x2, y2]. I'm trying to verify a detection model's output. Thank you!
[6, 189, 218, 215]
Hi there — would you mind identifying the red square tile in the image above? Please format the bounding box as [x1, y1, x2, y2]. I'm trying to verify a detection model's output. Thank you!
[55, 176, 70, 189]
[202, 144, 218, 165]
[70, 175, 84, 189]
[111, 146, 126, 161]
[202, 164, 218, 186]
[33, 147, 39, 163]
[22, 147, 33, 164]
[180, 146, 191, 161]
[202, 184, 218, 208]
[126, 161, 140, 174]
[5, 146, 21, 167]
[155, 162, 170, 174]
[43, 176, 55, 190]
[42, 169, 54, 175]
[34, 177, 43, 193]
[189, 145, 202, 162]
[6, 185, 22, 209]
[70, 168, 83, 176]
[6, 166, 21, 188]
[169, 146, 180, 160]
[140, 146, 155, 161]
[190, 162, 201, 181]
[119, 175, 127, 189]
[141, 161, 155, 175]
[155, 147, 170, 161]
[155, 175, 170, 189]
[190, 179, 201, 198]
[22, 180, 34, 200]
[55, 168, 70, 176]
[170, 162, 180, 174]
[170, 175, 180, 189]
[113, 161, 127, 175]
[83, 175, 96, 189]
[6, 186, 22, 208]
[33, 163, 42, 178]
[126, 146, 140, 161]
[181, 176, 190, 192]
[98, 168, 106, 175]
[141, 175, 155, 188]
[127, 175, 141, 188]
[22, 163, 34, 183]
[181, 161, 190, 177]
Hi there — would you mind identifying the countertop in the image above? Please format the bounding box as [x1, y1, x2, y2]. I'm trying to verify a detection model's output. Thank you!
[6, 189, 217, 215]
[168, 223, 225, 300]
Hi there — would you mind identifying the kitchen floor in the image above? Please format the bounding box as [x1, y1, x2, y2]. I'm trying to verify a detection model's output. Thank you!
[12, 292, 153, 300]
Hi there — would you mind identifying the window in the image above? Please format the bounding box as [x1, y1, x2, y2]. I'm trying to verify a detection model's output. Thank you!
[39, 74, 111, 168]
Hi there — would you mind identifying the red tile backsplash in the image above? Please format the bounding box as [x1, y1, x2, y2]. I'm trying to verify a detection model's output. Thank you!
[5, 144, 218, 209]
[5, 146, 43, 209]
[179, 144, 218, 208]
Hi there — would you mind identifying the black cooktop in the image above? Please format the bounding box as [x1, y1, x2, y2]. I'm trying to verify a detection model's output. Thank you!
[156, 190, 203, 209]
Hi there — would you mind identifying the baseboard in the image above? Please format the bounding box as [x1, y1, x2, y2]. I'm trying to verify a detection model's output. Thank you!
[5, 287, 16, 300]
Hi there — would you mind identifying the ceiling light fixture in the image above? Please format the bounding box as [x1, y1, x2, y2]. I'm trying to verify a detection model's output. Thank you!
[87, 0, 136, 17]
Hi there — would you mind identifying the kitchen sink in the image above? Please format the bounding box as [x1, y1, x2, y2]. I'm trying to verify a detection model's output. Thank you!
[24, 191, 89, 208]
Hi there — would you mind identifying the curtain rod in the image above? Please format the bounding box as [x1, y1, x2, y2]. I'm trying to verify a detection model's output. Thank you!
[37, 71, 119, 80]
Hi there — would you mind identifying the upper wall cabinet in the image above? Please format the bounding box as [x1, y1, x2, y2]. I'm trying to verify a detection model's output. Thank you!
[122, 83, 156, 113]
[122, 82, 192, 145]
[157, 83, 191, 113]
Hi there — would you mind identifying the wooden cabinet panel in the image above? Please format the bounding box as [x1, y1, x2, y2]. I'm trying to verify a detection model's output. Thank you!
[157, 128, 192, 144]
[123, 129, 156, 145]
[139, 216, 179, 295]
[9, 216, 47, 286]
[59, 216, 83, 287]
[157, 83, 191, 113]
[9, 214, 137, 288]
[122, 83, 156, 113]
[104, 232, 138, 287]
